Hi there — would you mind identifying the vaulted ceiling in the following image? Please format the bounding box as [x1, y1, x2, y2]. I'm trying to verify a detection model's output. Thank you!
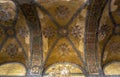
[0, 0, 120, 76]
[38, 0, 87, 68]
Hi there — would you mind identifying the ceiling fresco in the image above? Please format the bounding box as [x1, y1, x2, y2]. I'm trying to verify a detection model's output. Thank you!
[0, 0, 120, 76]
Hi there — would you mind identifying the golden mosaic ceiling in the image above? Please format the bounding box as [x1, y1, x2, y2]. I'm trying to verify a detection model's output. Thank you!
[0, 0, 30, 65]
[36, 0, 87, 68]
[0, 0, 120, 76]
[0, 0, 88, 75]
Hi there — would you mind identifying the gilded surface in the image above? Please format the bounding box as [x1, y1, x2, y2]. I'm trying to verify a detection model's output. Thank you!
[0, 0, 120, 76]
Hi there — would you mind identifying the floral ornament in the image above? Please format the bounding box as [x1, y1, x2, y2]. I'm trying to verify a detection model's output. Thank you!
[58, 28, 67, 37]
[58, 43, 70, 56]
[6, 44, 18, 58]
[0, 5, 10, 21]
[42, 26, 56, 38]
[0, 27, 4, 37]
[17, 26, 29, 38]
[56, 5, 70, 18]
[71, 25, 82, 38]
[31, 66, 39, 74]
[98, 24, 111, 41]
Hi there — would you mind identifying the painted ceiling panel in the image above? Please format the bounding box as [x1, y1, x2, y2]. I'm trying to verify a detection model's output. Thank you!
[44, 37, 83, 68]
[98, 0, 120, 66]
[68, 14, 86, 59]
[103, 35, 120, 64]
[38, 0, 85, 26]
[37, 0, 87, 68]
[0, 38, 26, 64]
[38, 10, 58, 60]
[0, 0, 30, 65]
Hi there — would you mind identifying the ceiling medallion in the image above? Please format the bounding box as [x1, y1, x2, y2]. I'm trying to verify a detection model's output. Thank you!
[58, 43, 70, 56]
[6, 43, 18, 58]
[5, 27, 15, 37]
[0, 27, 4, 37]
[6, 29, 14, 36]
[0, 6, 10, 21]
[17, 26, 29, 38]
[42, 26, 56, 38]
[31, 66, 39, 74]
[58, 28, 68, 37]
[98, 24, 111, 41]
[71, 25, 82, 38]
[56, 5, 70, 18]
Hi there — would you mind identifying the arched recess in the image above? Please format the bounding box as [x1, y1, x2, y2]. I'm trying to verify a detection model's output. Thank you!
[0, 62, 27, 76]
[43, 62, 85, 77]
[103, 62, 120, 75]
